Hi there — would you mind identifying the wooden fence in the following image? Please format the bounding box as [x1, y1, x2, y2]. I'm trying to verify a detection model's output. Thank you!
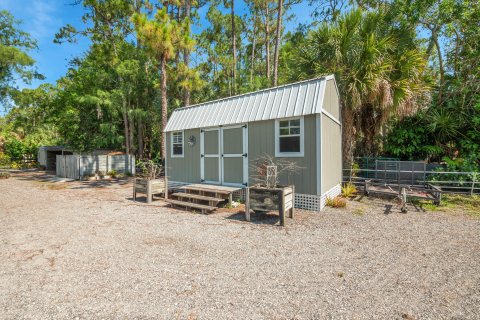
[56, 155, 135, 179]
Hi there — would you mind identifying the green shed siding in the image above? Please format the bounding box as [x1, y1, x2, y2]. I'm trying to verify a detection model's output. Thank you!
[204, 130, 219, 154]
[166, 129, 201, 183]
[323, 79, 340, 120]
[321, 114, 342, 193]
[247, 115, 318, 195]
[223, 157, 244, 184]
[223, 127, 243, 154]
[204, 157, 219, 181]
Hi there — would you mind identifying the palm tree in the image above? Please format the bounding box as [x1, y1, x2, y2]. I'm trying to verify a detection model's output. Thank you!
[295, 9, 429, 165]
[133, 8, 193, 159]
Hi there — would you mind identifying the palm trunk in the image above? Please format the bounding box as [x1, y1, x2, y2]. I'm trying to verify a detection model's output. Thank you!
[273, 0, 283, 86]
[341, 104, 355, 167]
[160, 54, 168, 160]
[231, 0, 237, 95]
[183, 0, 191, 106]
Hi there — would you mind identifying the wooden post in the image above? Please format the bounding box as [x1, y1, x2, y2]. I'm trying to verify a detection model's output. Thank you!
[289, 185, 295, 219]
[471, 173, 476, 196]
[279, 189, 285, 226]
[228, 193, 233, 207]
[245, 187, 250, 221]
[146, 179, 152, 203]
[400, 187, 407, 213]
[164, 176, 169, 200]
[133, 178, 137, 201]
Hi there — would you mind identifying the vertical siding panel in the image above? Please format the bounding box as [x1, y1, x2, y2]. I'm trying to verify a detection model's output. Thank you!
[248, 115, 317, 194]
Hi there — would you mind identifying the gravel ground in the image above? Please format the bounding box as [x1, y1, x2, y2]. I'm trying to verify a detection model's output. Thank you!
[0, 171, 479, 320]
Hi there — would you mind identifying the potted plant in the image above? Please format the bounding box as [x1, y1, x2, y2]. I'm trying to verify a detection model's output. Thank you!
[245, 155, 301, 225]
[133, 160, 168, 203]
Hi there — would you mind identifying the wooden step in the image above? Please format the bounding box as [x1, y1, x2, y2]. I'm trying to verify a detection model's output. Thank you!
[180, 186, 231, 196]
[171, 192, 224, 204]
[165, 199, 217, 214]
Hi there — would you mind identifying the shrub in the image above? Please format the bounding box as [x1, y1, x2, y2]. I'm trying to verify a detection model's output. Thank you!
[0, 153, 11, 167]
[96, 170, 106, 177]
[107, 170, 118, 178]
[0, 171, 10, 179]
[342, 182, 357, 197]
[325, 196, 347, 208]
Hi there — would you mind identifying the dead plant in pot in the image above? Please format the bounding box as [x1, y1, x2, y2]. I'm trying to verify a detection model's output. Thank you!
[246, 154, 303, 225]
[133, 160, 167, 203]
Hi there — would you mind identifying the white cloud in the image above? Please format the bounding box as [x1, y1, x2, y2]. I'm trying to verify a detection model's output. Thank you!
[26, 0, 57, 41]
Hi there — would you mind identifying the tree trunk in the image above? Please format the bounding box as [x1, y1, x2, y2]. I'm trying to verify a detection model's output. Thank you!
[264, 1, 271, 81]
[160, 54, 168, 160]
[137, 117, 144, 159]
[341, 104, 355, 168]
[129, 112, 135, 155]
[250, 15, 257, 85]
[432, 31, 445, 103]
[273, 0, 283, 86]
[122, 98, 130, 154]
[231, 0, 237, 95]
[183, 0, 191, 106]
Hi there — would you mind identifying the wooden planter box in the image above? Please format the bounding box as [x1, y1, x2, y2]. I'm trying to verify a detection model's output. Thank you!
[133, 177, 168, 203]
[245, 185, 295, 226]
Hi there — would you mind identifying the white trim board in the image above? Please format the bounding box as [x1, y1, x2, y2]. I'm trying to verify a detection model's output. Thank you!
[321, 109, 341, 126]
[170, 130, 185, 158]
[274, 116, 305, 157]
[316, 113, 322, 195]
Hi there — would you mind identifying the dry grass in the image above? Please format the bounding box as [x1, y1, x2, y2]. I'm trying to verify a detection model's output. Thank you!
[418, 194, 480, 217]
[325, 196, 347, 208]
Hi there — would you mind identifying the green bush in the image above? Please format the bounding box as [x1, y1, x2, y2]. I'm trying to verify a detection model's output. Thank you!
[0, 153, 11, 167]
[107, 170, 118, 178]
[0, 171, 11, 179]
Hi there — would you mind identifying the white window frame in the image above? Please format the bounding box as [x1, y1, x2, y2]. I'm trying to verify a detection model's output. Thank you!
[171, 130, 184, 158]
[275, 116, 304, 157]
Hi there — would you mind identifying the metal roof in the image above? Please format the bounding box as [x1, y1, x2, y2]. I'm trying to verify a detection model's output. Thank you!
[165, 75, 335, 132]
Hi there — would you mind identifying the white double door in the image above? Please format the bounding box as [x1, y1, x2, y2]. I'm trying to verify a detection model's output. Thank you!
[200, 125, 248, 187]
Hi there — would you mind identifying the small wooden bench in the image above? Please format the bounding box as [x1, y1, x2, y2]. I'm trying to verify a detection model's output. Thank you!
[165, 199, 217, 214]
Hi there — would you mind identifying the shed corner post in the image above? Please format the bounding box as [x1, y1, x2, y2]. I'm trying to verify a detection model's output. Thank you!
[245, 187, 250, 221]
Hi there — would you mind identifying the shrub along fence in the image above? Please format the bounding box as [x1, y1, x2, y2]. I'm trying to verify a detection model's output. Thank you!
[56, 154, 135, 180]
[344, 160, 479, 195]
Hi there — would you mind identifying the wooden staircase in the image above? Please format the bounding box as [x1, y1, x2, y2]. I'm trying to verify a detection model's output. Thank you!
[166, 184, 241, 214]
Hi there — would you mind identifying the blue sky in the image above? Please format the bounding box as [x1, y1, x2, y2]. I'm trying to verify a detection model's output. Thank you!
[0, 0, 312, 113]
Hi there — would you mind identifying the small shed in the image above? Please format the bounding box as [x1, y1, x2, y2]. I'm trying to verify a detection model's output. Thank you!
[164, 76, 342, 211]
[38, 146, 73, 171]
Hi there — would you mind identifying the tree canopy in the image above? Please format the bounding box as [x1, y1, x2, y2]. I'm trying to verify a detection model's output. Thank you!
[0, 0, 478, 170]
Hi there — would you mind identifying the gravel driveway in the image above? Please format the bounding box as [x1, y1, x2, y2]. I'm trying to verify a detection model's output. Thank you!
[1, 172, 479, 319]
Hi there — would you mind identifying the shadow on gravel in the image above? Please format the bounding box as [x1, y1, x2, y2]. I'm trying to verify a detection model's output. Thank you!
[225, 212, 283, 226]
[69, 179, 131, 189]
[383, 204, 393, 214]
[14, 171, 59, 183]
[14, 170, 132, 189]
